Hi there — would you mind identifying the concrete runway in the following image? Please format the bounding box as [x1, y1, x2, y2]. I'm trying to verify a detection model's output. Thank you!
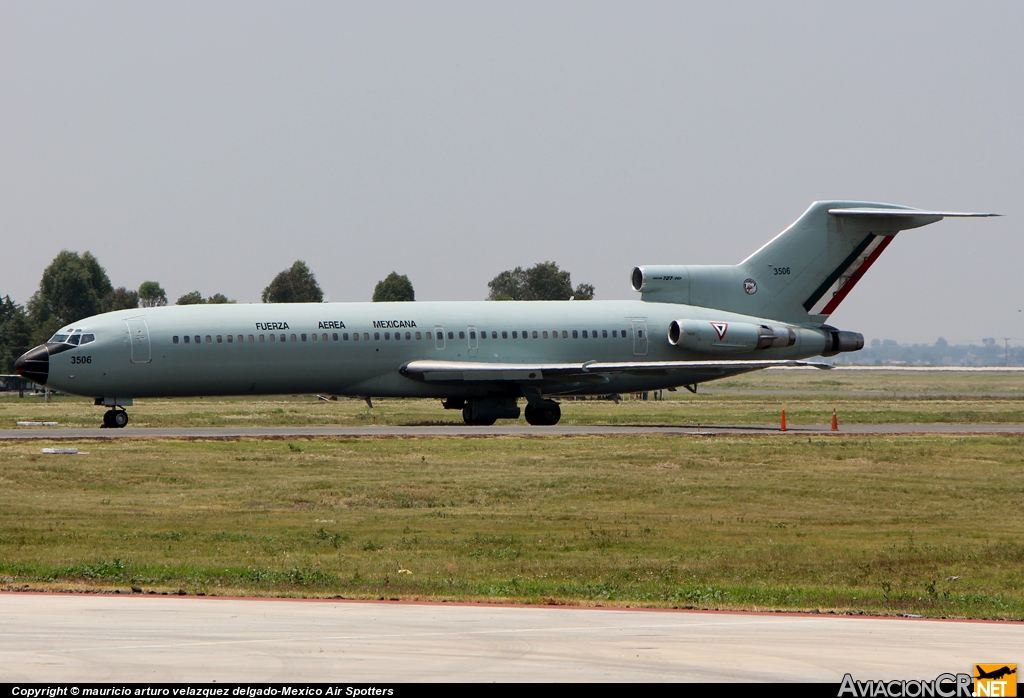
[2, 423, 1024, 440]
[1, 593, 1019, 682]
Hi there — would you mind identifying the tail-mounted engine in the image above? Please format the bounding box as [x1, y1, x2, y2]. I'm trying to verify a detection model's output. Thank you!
[667, 320, 796, 353]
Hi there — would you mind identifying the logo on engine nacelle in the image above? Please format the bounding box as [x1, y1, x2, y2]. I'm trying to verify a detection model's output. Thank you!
[711, 322, 728, 340]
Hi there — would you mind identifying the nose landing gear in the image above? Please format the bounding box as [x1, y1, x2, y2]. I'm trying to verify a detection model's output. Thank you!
[102, 409, 129, 429]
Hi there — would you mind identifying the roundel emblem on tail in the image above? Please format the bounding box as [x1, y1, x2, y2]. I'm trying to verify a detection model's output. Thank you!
[743, 278, 758, 295]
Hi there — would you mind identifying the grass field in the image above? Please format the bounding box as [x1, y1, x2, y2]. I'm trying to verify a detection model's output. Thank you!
[3, 369, 1024, 429]
[2, 433, 1022, 619]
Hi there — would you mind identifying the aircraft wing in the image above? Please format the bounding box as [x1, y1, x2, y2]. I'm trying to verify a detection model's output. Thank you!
[399, 359, 831, 383]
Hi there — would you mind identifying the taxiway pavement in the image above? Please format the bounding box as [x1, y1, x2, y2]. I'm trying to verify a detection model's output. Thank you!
[2, 423, 1024, 439]
[1, 593, 1018, 682]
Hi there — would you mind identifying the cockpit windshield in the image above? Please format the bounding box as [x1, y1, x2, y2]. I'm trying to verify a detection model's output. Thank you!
[47, 330, 96, 346]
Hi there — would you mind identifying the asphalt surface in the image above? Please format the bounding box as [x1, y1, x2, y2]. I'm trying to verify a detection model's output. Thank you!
[2, 423, 1024, 439]
[1, 593, 1018, 682]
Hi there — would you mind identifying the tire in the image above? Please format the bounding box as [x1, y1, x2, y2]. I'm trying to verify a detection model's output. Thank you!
[525, 400, 561, 426]
[462, 405, 496, 426]
[102, 410, 114, 428]
[112, 410, 129, 428]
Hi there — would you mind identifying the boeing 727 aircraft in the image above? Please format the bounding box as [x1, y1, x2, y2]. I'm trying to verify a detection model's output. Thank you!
[14, 201, 996, 427]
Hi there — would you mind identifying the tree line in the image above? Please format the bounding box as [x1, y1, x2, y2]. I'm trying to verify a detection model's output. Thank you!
[1, 252, 593, 372]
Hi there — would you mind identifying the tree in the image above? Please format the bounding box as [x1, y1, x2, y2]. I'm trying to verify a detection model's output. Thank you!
[138, 281, 168, 307]
[486, 261, 594, 301]
[176, 291, 205, 305]
[261, 261, 324, 303]
[372, 272, 415, 302]
[0, 295, 33, 372]
[27, 250, 114, 342]
[102, 287, 139, 312]
[176, 291, 235, 305]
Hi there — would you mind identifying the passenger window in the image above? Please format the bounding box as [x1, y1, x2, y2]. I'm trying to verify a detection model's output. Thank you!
[592, 330, 598, 338]
[523, 330, 529, 338]
[311, 333, 317, 342]
[638, 330, 644, 339]
[612, 330, 617, 338]
[385, 332, 391, 340]
[602, 330, 608, 338]
[173, 336, 179, 344]
[375, 332, 380, 340]
[216, 335, 222, 343]
[448, 331, 454, 340]
[290, 334, 297, 342]
[469, 331, 476, 339]
[183, 335, 190, 344]
[340, 333, 346, 341]
[351, 333, 357, 341]
[301, 334, 307, 341]
[542, 331, 548, 339]
[364, 333, 370, 341]
[491, 331, 497, 339]
[269, 334, 276, 342]
[238, 335, 244, 343]
[196, 336, 202, 344]
[572, 330, 578, 339]
[503, 331, 509, 339]
[622, 328, 628, 338]
[582, 330, 588, 338]
[405, 332, 411, 340]
[415, 332, 422, 340]
[259, 335, 265, 343]
[426, 331, 432, 340]
[227, 335, 233, 343]
[248, 335, 254, 343]
[562, 330, 568, 338]
[459, 331, 466, 340]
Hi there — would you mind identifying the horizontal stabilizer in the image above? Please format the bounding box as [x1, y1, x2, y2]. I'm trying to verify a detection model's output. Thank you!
[828, 208, 999, 218]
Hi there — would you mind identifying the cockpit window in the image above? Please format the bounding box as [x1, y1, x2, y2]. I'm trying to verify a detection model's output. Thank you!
[47, 330, 96, 346]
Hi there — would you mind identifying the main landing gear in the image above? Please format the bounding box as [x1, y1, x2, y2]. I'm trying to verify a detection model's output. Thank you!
[524, 399, 561, 426]
[102, 408, 129, 429]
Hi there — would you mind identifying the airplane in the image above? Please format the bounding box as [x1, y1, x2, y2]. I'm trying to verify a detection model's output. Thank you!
[14, 201, 997, 428]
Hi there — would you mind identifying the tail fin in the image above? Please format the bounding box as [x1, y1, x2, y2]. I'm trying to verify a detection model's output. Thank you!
[633, 201, 997, 325]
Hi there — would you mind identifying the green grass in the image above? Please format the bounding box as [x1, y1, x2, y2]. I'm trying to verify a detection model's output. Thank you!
[1, 434, 1022, 619]
[3, 369, 1024, 428]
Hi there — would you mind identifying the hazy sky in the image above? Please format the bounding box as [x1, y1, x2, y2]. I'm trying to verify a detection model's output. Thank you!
[1, 2, 1020, 343]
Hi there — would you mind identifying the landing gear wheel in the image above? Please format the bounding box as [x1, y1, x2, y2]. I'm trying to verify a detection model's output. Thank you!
[103, 409, 129, 428]
[462, 405, 496, 426]
[524, 400, 561, 426]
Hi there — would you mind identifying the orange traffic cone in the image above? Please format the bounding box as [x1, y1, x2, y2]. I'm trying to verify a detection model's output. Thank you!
[780, 410, 787, 431]
[831, 409, 838, 431]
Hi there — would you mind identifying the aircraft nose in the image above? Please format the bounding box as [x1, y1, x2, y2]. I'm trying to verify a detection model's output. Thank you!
[14, 345, 50, 386]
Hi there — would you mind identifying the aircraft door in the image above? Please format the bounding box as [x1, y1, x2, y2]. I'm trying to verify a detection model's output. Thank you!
[467, 326, 478, 357]
[125, 317, 152, 363]
[434, 326, 445, 350]
[631, 320, 648, 357]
